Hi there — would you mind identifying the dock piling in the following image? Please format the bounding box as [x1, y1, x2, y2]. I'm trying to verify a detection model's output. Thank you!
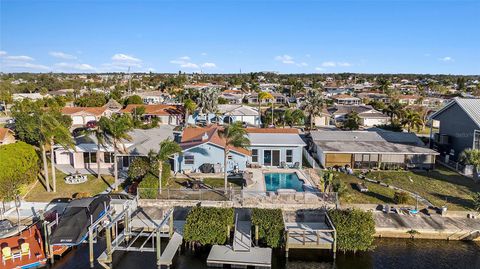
[89, 229, 94, 268]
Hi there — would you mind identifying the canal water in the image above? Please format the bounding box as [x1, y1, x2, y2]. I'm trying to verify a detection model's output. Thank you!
[49, 238, 480, 269]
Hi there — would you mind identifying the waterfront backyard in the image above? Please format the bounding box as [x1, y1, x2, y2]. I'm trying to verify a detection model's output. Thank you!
[336, 167, 480, 211]
[25, 169, 115, 202]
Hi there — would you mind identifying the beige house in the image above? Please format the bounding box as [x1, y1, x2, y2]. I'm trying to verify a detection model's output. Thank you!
[0, 128, 15, 145]
[61, 106, 109, 126]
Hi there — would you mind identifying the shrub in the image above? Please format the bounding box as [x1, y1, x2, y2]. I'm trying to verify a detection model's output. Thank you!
[73, 192, 91, 198]
[138, 173, 158, 199]
[328, 209, 375, 253]
[252, 208, 284, 248]
[128, 157, 150, 180]
[183, 207, 234, 245]
[394, 191, 409, 204]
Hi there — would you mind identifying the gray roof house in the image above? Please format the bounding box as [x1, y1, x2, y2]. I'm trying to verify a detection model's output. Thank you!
[309, 130, 438, 170]
[54, 126, 175, 174]
[429, 97, 480, 161]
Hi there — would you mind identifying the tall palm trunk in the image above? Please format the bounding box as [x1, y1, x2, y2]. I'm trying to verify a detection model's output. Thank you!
[185, 110, 189, 126]
[258, 100, 261, 127]
[96, 143, 101, 180]
[50, 139, 56, 192]
[113, 139, 119, 191]
[224, 148, 228, 194]
[310, 114, 314, 130]
[41, 144, 50, 192]
[158, 160, 163, 194]
[271, 102, 274, 126]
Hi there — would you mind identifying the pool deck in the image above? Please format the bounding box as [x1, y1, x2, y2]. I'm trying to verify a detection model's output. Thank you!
[243, 168, 314, 193]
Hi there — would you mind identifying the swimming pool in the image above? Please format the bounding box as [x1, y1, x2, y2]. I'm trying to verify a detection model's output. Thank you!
[264, 173, 304, 192]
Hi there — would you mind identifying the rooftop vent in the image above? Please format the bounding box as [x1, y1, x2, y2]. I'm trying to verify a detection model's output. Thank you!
[202, 132, 209, 141]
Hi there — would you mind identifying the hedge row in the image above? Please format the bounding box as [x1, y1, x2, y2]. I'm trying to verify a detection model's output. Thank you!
[183, 207, 234, 245]
[252, 208, 284, 248]
[328, 208, 375, 253]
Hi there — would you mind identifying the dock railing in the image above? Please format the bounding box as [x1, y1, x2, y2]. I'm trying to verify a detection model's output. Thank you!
[137, 187, 235, 201]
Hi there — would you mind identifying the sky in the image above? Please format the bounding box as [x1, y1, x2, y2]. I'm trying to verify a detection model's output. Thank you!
[0, 0, 479, 75]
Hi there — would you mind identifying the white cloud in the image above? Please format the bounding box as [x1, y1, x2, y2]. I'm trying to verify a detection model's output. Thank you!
[321, 61, 352, 67]
[439, 56, 454, 62]
[170, 56, 201, 69]
[181, 62, 199, 69]
[297, 62, 308, 67]
[201, 52, 207, 56]
[275, 54, 295, 64]
[0, 51, 6, 56]
[49, 51, 77, 60]
[3, 62, 49, 71]
[54, 62, 95, 71]
[5, 55, 34, 61]
[111, 53, 141, 62]
[201, 62, 216, 68]
[315, 67, 326, 72]
[321, 61, 336, 67]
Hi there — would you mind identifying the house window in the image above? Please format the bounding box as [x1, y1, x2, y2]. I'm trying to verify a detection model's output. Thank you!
[104, 152, 114, 163]
[185, 155, 194, 165]
[252, 149, 258, 163]
[286, 150, 293, 163]
[83, 152, 96, 164]
[474, 130, 480, 150]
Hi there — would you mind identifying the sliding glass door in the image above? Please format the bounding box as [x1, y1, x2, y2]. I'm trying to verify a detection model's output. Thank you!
[263, 150, 280, 166]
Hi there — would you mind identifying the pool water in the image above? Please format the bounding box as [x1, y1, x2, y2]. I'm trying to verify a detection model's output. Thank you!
[264, 173, 304, 192]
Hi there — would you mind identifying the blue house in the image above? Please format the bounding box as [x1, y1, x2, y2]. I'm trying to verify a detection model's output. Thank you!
[173, 126, 306, 173]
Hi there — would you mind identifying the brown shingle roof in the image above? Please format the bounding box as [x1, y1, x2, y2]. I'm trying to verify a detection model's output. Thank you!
[61, 107, 107, 116]
[180, 126, 250, 156]
[121, 104, 184, 116]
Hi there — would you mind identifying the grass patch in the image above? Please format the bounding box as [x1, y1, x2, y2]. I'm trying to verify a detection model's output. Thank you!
[203, 177, 243, 188]
[367, 167, 480, 211]
[25, 169, 114, 202]
[334, 172, 403, 205]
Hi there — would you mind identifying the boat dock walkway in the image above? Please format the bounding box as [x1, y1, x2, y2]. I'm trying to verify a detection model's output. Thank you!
[207, 208, 272, 268]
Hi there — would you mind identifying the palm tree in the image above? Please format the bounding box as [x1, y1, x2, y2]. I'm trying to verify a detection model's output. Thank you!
[303, 89, 323, 130]
[344, 111, 361, 130]
[383, 101, 404, 123]
[82, 126, 108, 180]
[218, 122, 251, 193]
[153, 139, 182, 193]
[99, 114, 134, 191]
[198, 88, 219, 124]
[183, 98, 197, 126]
[48, 121, 74, 192]
[257, 91, 273, 127]
[401, 110, 423, 132]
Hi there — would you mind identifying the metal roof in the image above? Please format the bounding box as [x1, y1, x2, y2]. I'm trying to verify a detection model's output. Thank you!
[248, 133, 306, 146]
[430, 97, 480, 128]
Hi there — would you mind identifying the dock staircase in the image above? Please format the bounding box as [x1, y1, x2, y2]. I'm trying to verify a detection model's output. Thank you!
[233, 209, 252, 252]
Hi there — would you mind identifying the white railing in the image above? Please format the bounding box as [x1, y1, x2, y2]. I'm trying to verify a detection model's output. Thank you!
[303, 147, 322, 169]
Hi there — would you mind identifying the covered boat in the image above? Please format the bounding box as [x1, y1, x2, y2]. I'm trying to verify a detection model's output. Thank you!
[50, 194, 110, 246]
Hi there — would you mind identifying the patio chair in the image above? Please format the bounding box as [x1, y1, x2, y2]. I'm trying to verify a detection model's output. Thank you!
[21, 243, 30, 259]
[2, 247, 12, 264]
[291, 162, 300, 169]
[280, 161, 288, 169]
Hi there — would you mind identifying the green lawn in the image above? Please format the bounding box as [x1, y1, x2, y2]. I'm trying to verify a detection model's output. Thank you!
[367, 167, 480, 211]
[25, 169, 115, 202]
[334, 167, 479, 211]
[334, 172, 412, 205]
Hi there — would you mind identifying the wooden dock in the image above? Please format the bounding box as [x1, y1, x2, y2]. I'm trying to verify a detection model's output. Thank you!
[283, 210, 337, 258]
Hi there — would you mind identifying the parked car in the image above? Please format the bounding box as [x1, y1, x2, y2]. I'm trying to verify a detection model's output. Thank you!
[86, 120, 98, 129]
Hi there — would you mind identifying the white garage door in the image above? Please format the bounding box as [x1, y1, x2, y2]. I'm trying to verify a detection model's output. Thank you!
[84, 116, 96, 123]
[72, 116, 84, 125]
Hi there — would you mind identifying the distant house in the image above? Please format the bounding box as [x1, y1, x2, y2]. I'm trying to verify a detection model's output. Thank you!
[397, 95, 419, 106]
[310, 130, 438, 169]
[328, 105, 389, 127]
[189, 104, 260, 126]
[247, 92, 287, 104]
[0, 128, 15, 145]
[121, 104, 184, 125]
[13, 93, 50, 101]
[324, 87, 353, 97]
[174, 126, 306, 173]
[54, 126, 175, 172]
[61, 107, 108, 126]
[137, 91, 170, 104]
[219, 89, 244, 104]
[331, 95, 361, 105]
[429, 97, 480, 161]
[312, 108, 332, 127]
[357, 92, 391, 104]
